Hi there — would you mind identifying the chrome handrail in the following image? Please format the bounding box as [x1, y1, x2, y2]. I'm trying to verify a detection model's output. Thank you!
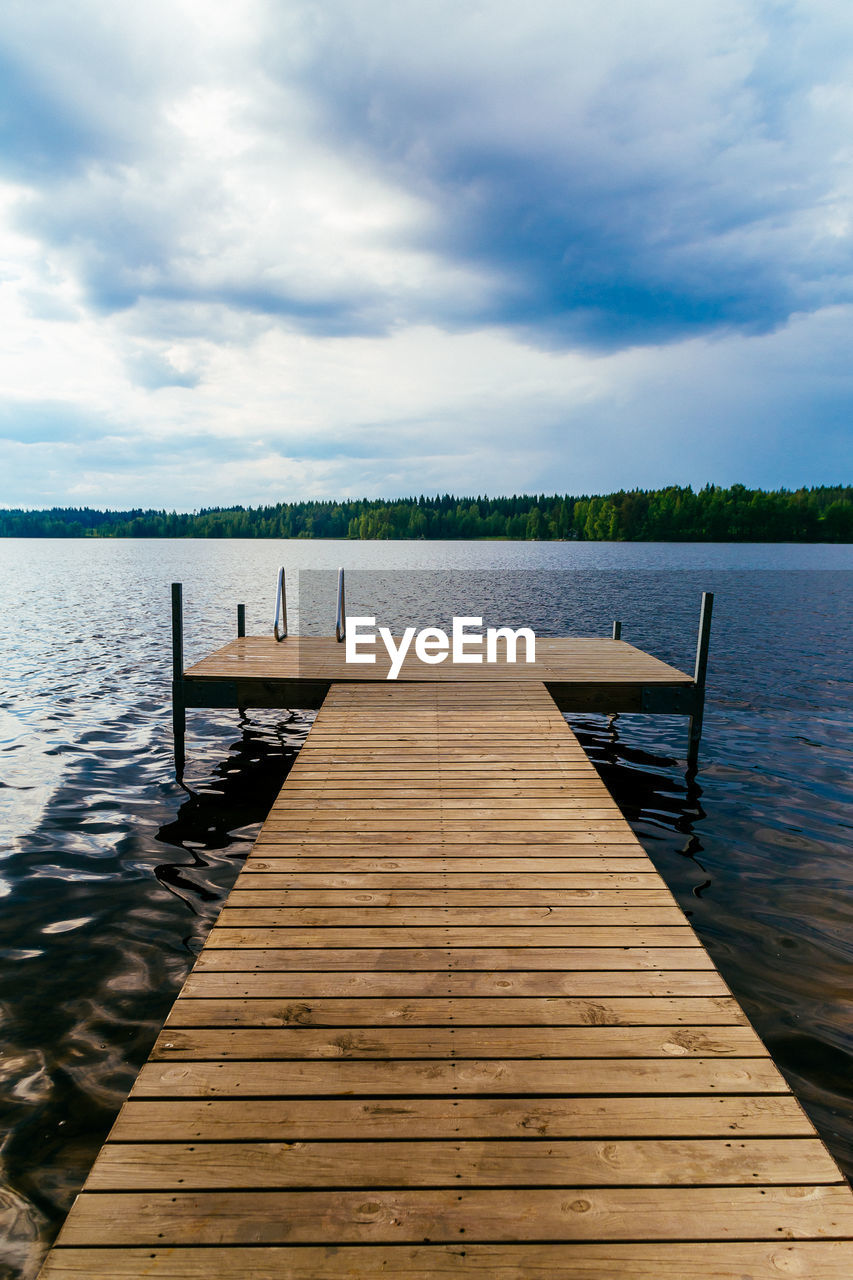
[335, 566, 346, 642]
[273, 566, 287, 641]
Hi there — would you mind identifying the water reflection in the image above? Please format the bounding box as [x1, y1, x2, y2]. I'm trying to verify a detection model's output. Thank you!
[572, 709, 853, 1187]
[0, 708, 309, 1280]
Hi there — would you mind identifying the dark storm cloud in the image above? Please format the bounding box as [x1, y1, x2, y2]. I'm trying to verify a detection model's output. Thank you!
[7, 0, 853, 351]
[276, 0, 853, 348]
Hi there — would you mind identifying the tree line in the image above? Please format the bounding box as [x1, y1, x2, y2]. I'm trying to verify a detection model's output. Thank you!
[1, 485, 850, 541]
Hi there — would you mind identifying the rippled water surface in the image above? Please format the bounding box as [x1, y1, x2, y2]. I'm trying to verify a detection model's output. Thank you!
[0, 538, 851, 1279]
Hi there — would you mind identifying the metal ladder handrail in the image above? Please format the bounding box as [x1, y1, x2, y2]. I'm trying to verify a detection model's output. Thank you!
[335, 566, 346, 642]
[273, 566, 287, 641]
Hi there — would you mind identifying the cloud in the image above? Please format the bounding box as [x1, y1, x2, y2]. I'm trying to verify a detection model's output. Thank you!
[123, 345, 203, 391]
[18, 288, 80, 323]
[2, 308, 850, 509]
[282, 0, 853, 346]
[0, 0, 850, 508]
[8, 0, 853, 349]
[0, 401, 107, 445]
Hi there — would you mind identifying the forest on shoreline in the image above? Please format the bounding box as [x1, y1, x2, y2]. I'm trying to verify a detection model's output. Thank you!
[1, 484, 851, 542]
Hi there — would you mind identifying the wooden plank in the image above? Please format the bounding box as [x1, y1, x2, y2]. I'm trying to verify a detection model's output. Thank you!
[36, 1242, 853, 1279]
[150, 1025, 766, 1060]
[224, 889, 679, 906]
[255, 827, 634, 841]
[231, 873, 669, 888]
[191, 946, 716, 971]
[86, 1138, 840, 1189]
[266, 799, 627, 812]
[255, 835, 638, 849]
[130, 1057, 787, 1097]
[250, 842, 645, 856]
[279, 778, 612, 788]
[109, 1095, 816, 1141]
[286, 766, 604, 777]
[241, 858, 655, 873]
[254, 829, 641, 841]
[258, 819, 631, 831]
[181, 970, 734, 997]
[55, 1186, 853, 1245]
[203, 925, 702, 947]
[164, 996, 750, 1027]
[216, 906, 689, 925]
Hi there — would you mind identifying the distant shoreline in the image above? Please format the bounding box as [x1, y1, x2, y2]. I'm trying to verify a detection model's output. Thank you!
[1, 484, 851, 542]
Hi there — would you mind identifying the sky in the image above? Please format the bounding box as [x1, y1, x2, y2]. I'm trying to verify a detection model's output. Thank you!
[1, 0, 852, 509]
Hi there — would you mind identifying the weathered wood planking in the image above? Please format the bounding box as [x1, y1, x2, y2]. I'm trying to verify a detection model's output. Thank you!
[39, 680, 853, 1279]
[34, 1242, 853, 1277]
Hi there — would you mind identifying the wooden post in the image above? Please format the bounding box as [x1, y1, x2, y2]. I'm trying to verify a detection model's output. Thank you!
[171, 582, 186, 775]
[687, 591, 713, 769]
[236, 602, 248, 718]
[335, 566, 346, 642]
[612, 620, 622, 640]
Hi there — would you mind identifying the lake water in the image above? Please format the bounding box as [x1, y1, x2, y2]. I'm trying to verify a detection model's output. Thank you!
[0, 537, 851, 1279]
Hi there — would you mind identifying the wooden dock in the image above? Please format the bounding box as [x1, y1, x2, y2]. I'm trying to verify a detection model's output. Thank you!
[39, 677, 853, 1277]
[176, 633, 698, 712]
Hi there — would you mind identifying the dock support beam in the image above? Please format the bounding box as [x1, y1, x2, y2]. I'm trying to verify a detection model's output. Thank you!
[687, 591, 713, 770]
[171, 582, 186, 776]
[612, 619, 622, 640]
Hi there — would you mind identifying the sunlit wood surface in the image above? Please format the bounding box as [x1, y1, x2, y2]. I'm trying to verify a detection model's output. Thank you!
[39, 681, 853, 1278]
[184, 634, 693, 683]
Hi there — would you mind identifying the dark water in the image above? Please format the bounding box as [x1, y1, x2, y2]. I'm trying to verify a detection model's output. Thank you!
[0, 539, 851, 1279]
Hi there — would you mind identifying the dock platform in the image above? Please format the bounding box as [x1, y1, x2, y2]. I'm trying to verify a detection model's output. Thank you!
[177, 633, 698, 713]
[39, 677, 853, 1278]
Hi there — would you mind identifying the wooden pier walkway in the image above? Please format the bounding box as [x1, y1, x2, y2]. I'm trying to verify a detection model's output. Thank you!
[40, 679, 853, 1277]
